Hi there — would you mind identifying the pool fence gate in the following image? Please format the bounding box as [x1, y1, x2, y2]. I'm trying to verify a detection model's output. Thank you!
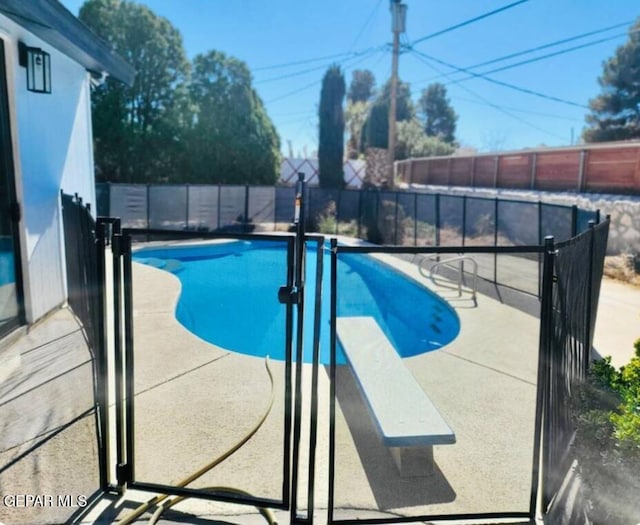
[60, 184, 610, 524]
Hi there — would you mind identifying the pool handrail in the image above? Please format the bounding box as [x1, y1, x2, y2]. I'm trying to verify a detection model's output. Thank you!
[418, 254, 478, 305]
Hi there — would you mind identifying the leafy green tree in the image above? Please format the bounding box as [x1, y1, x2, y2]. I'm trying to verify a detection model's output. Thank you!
[583, 19, 640, 142]
[395, 119, 456, 160]
[187, 51, 280, 185]
[79, 0, 190, 182]
[418, 83, 457, 144]
[348, 69, 376, 103]
[345, 100, 368, 159]
[318, 65, 346, 189]
[361, 79, 413, 152]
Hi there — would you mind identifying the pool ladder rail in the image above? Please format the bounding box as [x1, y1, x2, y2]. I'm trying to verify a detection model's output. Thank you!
[416, 255, 478, 307]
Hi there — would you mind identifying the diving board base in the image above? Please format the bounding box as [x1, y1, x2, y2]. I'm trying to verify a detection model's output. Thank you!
[390, 445, 435, 477]
[336, 316, 456, 479]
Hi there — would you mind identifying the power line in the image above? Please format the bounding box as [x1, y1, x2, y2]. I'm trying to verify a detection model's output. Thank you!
[451, 95, 581, 122]
[348, 0, 384, 52]
[255, 46, 384, 84]
[264, 47, 387, 104]
[411, 0, 530, 46]
[458, 32, 630, 81]
[252, 50, 360, 72]
[461, 21, 633, 72]
[414, 21, 634, 85]
[410, 50, 569, 141]
[411, 48, 588, 109]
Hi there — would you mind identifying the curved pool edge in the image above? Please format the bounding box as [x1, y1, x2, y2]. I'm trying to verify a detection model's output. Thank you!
[133, 237, 461, 363]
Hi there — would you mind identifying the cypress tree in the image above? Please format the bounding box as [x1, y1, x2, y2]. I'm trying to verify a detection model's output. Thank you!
[318, 65, 346, 189]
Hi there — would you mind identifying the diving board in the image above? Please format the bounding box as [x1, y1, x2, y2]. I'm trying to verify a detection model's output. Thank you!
[336, 316, 455, 476]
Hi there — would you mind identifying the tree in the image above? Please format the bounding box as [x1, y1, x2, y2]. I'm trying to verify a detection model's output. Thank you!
[318, 65, 346, 189]
[186, 51, 280, 185]
[345, 100, 368, 159]
[361, 79, 413, 152]
[418, 83, 457, 144]
[348, 69, 376, 103]
[395, 119, 456, 160]
[79, 0, 191, 182]
[583, 19, 640, 142]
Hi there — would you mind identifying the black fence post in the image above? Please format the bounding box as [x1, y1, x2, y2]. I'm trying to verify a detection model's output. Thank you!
[146, 183, 150, 230]
[244, 184, 250, 229]
[435, 193, 441, 246]
[111, 233, 126, 489]
[185, 184, 190, 231]
[461, 195, 467, 247]
[290, 172, 306, 523]
[327, 237, 339, 524]
[494, 197, 499, 284]
[538, 201, 543, 298]
[375, 191, 380, 239]
[534, 235, 556, 515]
[335, 189, 342, 236]
[413, 192, 418, 247]
[585, 220, 596, 366]
[357, 190, 363, 239]
[571, 204, 578, 237]
[122, 234, 135, 484]
[394, 191, 400, 245]
[94, 220, 110, 491]
[217, 184, 222, 229]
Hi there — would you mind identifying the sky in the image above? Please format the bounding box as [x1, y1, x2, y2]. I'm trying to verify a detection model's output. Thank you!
[60, 0, 640, 156]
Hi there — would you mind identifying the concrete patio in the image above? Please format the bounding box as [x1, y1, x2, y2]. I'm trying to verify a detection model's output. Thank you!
[0, 247, 638, 524]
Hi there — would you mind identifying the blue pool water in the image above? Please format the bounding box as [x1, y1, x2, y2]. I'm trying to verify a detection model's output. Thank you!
[134, 240, 460, 364]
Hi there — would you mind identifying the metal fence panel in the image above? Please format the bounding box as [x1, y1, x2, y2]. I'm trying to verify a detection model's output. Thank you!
[540, 203, 573, 242]
[149, 185, 188, 230]
[218, 185, 246, 228]
[415, 193, 437, 245]
[397, 192, 416, 246]
[275, 186, 296, 226]
[248, 186, 276, 228]
[110, 184, 148, 229]
[542, 220, 610, 510]
[187, 184, 219, 231]
[439, 195, 464, 246]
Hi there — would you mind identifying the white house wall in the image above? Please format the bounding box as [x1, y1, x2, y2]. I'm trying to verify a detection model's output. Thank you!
[0, 14, 96, 323]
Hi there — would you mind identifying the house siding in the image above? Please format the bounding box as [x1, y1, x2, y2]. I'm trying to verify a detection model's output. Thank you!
[1, 13, 96, 323]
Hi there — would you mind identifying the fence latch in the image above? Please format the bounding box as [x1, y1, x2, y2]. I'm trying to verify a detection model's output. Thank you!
[278, 285, 299, 305]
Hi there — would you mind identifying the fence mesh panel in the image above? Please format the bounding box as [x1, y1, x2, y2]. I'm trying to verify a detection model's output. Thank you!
[439, 195, 464, 246]
[149, 185, 187, 230]
[540, 203, 573, 242]
[248, 186, 276, 229]
[415, 193, 437, 245]
[110, 184, 147, 228]
[187, 185, 219, 231]
[218, 185, 246, 228]
[100, 183, 600, 297]
[330, 247, 540, 522]
[542, 221, 609, 510]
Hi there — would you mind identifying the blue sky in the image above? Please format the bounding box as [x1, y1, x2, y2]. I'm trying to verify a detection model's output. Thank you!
[61, 0, 640, 156]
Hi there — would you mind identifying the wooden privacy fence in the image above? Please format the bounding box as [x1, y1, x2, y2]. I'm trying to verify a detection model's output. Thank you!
[397, 142, 640, 195]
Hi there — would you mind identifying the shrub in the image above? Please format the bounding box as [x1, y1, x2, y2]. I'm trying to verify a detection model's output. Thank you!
[315, 200, 358, 237]
[572, 339, 640, 523]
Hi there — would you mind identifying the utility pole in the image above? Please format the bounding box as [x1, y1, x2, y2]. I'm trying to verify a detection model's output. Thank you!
[388, 0, 406, 187]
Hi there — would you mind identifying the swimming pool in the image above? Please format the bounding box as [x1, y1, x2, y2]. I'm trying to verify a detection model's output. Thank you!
[134, 239, 460, 364]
